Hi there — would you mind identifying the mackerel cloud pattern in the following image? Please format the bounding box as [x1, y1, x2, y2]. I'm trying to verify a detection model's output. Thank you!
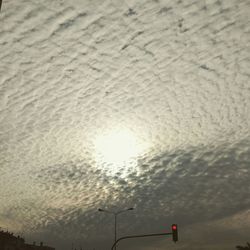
[0, 0, 250, 249]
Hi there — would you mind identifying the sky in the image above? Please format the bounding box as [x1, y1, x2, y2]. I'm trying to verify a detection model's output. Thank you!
[0, 0, 250, 249]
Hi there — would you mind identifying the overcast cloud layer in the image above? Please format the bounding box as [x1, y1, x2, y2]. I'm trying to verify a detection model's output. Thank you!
[0, 0, 250, 249]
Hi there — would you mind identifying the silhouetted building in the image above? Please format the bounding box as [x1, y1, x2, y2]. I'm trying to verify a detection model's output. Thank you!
[0, 230, 55, 250]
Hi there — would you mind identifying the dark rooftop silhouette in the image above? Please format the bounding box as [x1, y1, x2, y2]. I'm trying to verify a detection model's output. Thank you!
[0, 229, 55, 250]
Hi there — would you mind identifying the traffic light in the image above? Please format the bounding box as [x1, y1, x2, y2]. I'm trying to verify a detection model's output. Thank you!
[172, 224, 178, 242]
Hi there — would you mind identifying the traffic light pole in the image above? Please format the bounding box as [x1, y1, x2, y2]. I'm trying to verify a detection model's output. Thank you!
[111, 232, 172, 250]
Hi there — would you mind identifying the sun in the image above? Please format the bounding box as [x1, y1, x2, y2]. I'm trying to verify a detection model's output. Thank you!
[93, 129, 146, 173]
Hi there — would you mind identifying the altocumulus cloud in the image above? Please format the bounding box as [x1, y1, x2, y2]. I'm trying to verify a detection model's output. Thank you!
[0, 0, 250, 249]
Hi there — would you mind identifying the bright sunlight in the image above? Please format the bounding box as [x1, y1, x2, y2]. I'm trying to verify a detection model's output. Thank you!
[93, 128, 147, 174]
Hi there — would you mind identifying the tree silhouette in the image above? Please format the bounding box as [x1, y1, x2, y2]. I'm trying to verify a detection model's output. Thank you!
[236, 242, 250, 250]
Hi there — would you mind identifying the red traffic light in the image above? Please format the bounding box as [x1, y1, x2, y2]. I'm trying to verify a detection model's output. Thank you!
[171, 224, 178, 242]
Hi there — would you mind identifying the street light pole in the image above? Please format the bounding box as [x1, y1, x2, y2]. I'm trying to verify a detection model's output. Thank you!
[114, 214, 117, 247]
[98, 207, 134, 250]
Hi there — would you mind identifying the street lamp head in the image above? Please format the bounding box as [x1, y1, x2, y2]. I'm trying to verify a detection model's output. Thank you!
[98, 207, 134, 215]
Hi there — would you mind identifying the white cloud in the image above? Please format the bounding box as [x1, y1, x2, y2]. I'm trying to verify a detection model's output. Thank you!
[0, 0, 250, 249]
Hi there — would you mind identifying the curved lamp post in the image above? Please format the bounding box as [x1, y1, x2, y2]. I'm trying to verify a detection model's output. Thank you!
[98, 207, 134, 250]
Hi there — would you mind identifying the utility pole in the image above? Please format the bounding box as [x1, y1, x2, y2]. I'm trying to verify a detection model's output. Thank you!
[98, 207, 134, 250]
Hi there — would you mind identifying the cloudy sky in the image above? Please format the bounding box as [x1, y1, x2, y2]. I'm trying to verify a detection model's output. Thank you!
[0, 0, 250, 249]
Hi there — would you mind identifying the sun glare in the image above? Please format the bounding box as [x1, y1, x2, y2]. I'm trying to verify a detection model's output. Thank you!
[93, 129, 146, 173]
